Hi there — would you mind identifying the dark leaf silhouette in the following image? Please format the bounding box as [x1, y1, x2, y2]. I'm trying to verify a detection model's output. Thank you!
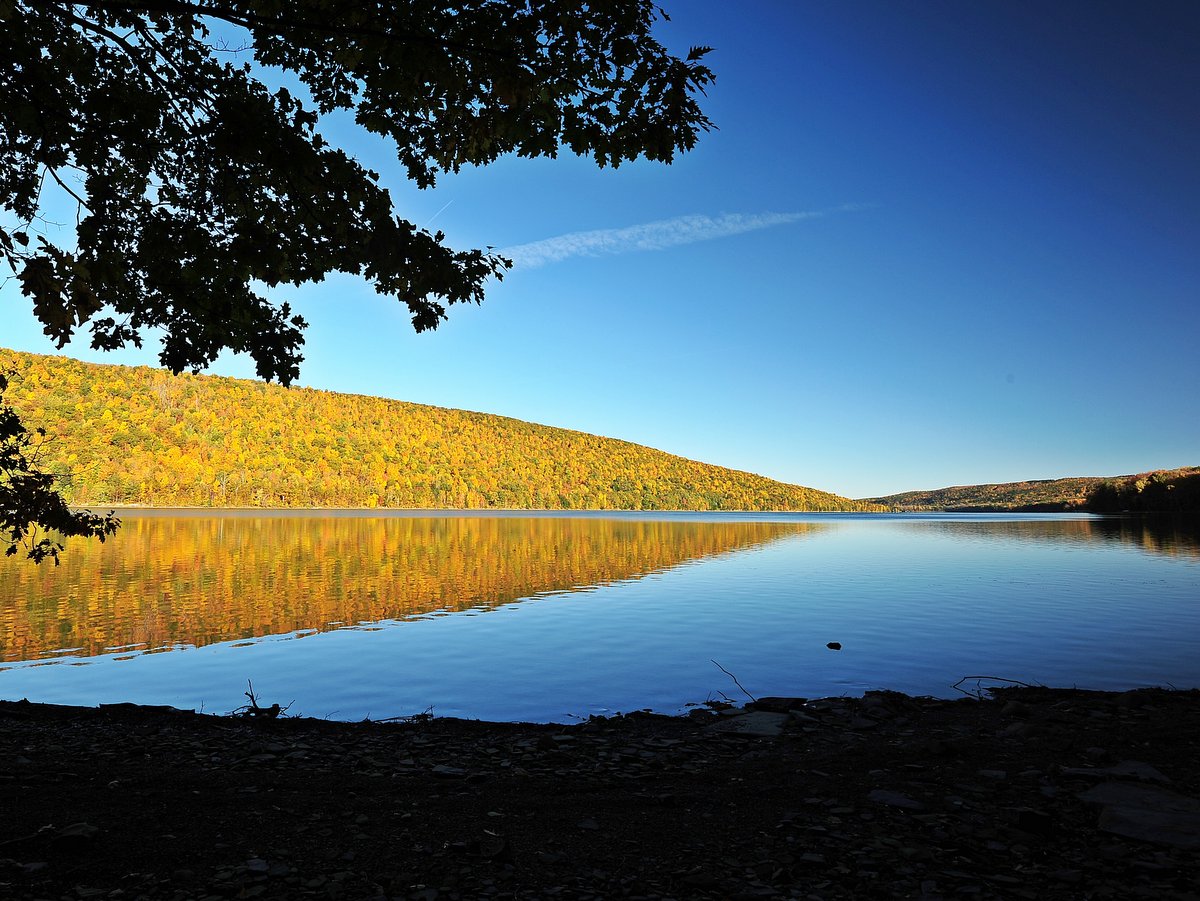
[1, 0, 716, 557]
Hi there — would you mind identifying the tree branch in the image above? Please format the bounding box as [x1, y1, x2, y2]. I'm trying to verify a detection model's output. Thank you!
[44, 166, 90, 212]
[60, 7, 212, 125]
[30, 0, 523, 62]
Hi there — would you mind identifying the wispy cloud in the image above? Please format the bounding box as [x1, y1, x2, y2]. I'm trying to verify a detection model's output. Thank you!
[499, 206, 866, 269]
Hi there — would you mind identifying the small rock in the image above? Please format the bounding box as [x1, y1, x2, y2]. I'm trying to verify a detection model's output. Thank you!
[868, 790, 925, 811]
[915, 738, 962, 757]
[1060, 761, 1170, 783]
[826, 642, 842, 651]
[1011, 807, 1054, 836]
[476, 835, 509, 860]
[1114, 690, 1150, 708]
[50, 822, 99, 854]
[751, 697, 808, 713]
[1001, 700, 1031, 718]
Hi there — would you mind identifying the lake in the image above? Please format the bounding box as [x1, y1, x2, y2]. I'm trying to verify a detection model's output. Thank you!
[2, 511, 1197, 722]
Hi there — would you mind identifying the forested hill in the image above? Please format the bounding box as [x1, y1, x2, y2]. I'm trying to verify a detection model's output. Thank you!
[868, 467, 1200, 512]
[1, 349, 882, 512]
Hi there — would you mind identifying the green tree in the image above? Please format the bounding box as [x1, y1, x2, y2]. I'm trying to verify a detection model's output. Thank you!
[1, 0, 714, 555]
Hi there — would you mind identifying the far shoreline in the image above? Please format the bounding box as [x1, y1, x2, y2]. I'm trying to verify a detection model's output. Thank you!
[68, 505, 1111, 518]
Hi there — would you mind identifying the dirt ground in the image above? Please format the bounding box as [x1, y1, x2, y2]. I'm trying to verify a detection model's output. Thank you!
[2, 686, 1198, 900]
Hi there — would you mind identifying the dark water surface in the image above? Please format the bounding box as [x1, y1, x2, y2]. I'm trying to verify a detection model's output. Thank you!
[2, 511, 1197, 722]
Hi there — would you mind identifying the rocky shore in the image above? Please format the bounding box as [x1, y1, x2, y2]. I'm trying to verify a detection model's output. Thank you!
[2, 686, 1198, 900]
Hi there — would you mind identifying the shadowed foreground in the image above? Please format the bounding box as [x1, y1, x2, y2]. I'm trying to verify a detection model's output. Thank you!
[1, 688, 1197, 900]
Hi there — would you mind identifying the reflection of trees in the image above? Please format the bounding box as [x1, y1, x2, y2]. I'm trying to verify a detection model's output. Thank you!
[1, 515, 806, 663]
[1085, 515, 1200, 559]
[910, 516, 1200, 559]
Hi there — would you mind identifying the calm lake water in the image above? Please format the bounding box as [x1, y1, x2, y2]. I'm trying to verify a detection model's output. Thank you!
[2, 511, 1197, 722]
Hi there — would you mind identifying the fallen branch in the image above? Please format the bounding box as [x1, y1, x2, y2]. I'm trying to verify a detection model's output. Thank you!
[711, 659, 757, 703]
[232, 679, 293, 718]
[372, 705, 435, 725]
[951, 675, 1040, 699]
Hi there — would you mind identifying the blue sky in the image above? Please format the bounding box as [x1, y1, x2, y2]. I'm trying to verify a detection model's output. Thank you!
[3, 0, 1198, 498]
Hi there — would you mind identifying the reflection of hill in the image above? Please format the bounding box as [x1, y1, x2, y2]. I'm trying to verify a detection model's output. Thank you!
[1, 515, 807, 663]
[912, 516, 1200, 559]
[1086, 515, 1200, 559]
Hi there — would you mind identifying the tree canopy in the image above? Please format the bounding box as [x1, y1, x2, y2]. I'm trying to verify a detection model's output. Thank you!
[0, 0, 714, 559]
[1, 349, 883, 514]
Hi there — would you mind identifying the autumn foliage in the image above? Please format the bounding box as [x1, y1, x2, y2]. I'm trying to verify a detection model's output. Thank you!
[870, 468, 1200, 513]
[0, 350, 882, 513]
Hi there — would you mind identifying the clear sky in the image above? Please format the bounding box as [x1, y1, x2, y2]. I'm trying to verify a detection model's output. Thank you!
[3, 0, 1198, 498]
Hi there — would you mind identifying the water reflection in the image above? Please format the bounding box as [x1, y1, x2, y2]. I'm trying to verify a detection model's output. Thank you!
[4, 513, 1197, 721]
[908, 515, 1200, 557]
[1089, 515, 1200, 558]
[1, 514, 805, 663]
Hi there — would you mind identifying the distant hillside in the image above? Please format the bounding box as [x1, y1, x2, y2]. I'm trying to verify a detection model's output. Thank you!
[868, 467, 1200, 512]
[1085, 468, 1200, 513]
[0, 349, 882, 512]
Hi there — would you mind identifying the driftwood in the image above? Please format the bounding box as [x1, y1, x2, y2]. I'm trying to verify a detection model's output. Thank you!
[951, 674, 1040, 699]
[232, 679, 292, 719]
[711, 659, 757, 703]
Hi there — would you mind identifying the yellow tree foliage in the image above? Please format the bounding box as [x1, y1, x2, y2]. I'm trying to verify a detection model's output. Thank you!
[0, 349, 885, 512]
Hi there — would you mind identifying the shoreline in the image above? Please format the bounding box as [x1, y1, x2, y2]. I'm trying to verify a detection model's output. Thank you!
[71, 505, 904, 516]
[69, 505, 1196, 519]
[3, 686, 1197, 899]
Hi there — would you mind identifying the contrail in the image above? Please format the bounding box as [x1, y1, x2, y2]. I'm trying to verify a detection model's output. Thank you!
[424, 199, 454, 229]
[499, 207, 865, 269]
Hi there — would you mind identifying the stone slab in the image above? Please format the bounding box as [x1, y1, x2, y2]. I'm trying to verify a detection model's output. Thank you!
[708, 710, 790, 737]
[1078, 781, 1200, 849]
